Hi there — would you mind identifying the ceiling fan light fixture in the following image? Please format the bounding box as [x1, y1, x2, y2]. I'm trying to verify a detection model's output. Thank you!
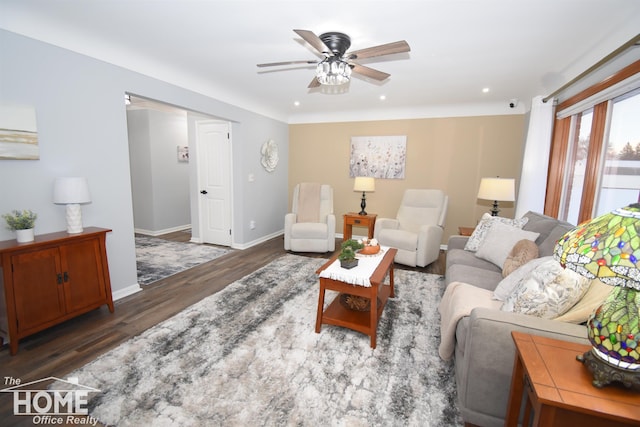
[316, 57, 352, 85]
[259, 29, 410, 88]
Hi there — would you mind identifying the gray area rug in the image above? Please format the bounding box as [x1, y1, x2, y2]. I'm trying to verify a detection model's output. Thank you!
[135, 235, 232, 285]
[62, 254, 462, 426]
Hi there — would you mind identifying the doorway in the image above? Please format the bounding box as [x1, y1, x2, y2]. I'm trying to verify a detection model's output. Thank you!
[196, 120, 232, 246]
[125, 95, 232, 246]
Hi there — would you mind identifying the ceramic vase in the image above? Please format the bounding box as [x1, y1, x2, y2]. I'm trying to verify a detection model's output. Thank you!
[15, 228, 34, 243]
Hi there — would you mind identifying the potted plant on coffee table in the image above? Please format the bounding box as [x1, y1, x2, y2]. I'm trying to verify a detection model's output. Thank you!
[2, 209, 37, 243]
[339, 239, 364, 269]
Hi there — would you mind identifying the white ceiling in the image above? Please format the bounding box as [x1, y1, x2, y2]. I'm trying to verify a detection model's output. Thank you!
[1, 0, 640, 123]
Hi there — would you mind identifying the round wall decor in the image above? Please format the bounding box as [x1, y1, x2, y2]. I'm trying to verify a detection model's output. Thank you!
[261, 139, 278, 172]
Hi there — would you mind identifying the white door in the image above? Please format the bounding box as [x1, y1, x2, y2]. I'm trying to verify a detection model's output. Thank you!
[196, 121, 232, 246]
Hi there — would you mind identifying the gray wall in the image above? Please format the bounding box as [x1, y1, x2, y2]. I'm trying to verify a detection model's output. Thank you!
[127, 108, 191, 234]
[0, 30, 289, 299]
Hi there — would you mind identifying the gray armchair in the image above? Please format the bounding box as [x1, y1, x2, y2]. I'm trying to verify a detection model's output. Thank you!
[284, 183, 336, 253]
[374, 189, 448, 267]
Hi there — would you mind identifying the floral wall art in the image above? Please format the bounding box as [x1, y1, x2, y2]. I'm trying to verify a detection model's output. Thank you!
[177, 145, 189, 162]
[350, 135, 406, 179]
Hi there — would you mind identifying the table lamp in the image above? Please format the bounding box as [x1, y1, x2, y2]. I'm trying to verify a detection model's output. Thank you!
[354, 177, 375, 215]
[477, 177, 515, 216]
[53, 177, 91, 234]
[554, 203, 640, 389]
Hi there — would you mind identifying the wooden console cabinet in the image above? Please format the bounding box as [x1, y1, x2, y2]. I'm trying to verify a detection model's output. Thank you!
[0, 227, 114, 355]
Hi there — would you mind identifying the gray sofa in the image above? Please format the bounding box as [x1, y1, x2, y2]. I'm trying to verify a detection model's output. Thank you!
[445, 211, 590, 427]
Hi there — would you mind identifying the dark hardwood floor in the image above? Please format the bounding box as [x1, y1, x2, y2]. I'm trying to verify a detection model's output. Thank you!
[0, 232, 444, 426]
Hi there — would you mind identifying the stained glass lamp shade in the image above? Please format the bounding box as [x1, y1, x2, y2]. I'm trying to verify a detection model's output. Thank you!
[554, 203, 640, 389]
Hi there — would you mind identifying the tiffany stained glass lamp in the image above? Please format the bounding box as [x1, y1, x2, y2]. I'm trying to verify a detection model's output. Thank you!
[554, 203, 640, 389]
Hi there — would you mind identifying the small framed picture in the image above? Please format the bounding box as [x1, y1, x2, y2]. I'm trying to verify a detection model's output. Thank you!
[177, 146, 189, 162]
[0, 104, 39, 160]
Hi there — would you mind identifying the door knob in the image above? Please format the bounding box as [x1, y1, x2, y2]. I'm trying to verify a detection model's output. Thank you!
[200, 190, 208, 195]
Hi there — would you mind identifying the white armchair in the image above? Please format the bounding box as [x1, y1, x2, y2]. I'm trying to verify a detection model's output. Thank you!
[284, 183, 336, 253]
[374, 189, 448, 267]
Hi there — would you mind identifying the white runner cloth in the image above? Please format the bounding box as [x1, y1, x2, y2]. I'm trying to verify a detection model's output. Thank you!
[318, 246, 390, 287]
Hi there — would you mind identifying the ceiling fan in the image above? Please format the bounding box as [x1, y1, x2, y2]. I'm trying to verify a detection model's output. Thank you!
[257, 29, 410, 88]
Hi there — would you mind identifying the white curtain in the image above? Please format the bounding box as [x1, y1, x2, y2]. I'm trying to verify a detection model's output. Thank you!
[515, 95, 555, 218]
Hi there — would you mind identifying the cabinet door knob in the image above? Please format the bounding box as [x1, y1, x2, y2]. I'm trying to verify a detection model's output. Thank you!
[200, 190, 208, 195]
[64, 272, 69, 282]
[57, 273, 63, 284]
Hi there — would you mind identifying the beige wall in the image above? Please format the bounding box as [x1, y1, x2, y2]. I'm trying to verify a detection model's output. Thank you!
[289, 114, 526, 244]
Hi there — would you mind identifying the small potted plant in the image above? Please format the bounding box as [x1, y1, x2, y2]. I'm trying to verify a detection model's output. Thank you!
[339, 239, 364, 269]
[2, 209, 37, 243]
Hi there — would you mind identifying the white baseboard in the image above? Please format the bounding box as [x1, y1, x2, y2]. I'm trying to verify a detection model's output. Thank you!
[134, 224, 191, 237]
[232, 230, 284, 250]
[112, 283, 143, 301]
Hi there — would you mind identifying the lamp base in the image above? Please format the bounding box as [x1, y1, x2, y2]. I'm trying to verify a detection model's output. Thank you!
[359, 192, 367, 216]
[65, 204, 84, 234]
[577, 350, 640, 390]
[490, 200, 500, 216]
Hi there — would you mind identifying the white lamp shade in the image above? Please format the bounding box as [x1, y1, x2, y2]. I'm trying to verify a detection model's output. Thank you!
[477, 177, 515, 202]
[354, 177, 375, 192]
[53, 177, 91, 204]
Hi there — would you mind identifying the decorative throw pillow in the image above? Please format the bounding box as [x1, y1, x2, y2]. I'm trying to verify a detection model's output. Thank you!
[553, 279, 613, 324]
[474, 222, 540, 268]
[501, 259, 591, 319]
[502, 239, 539, 277]
[464, 213, 529, 252]
[493, 256, 552, 301]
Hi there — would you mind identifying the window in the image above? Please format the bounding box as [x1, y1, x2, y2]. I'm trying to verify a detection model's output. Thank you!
[546, 60, 640, 224]
[594, 89, 640, 216]
[559, 109, 592, 224]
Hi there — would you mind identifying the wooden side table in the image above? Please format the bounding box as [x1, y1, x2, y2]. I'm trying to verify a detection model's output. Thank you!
[343, 212, 377, 240]
[505, 332, 640, 427]
[458, 226, 475, 236]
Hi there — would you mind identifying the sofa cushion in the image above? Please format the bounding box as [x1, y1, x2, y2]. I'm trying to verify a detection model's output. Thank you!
[501, 258, 591, 318]
[463, 213, 528, 252]
[502, 239, 539, 277]
[553, 279, 612, 323]
[446, 264, 503, 291]
[520, 211, 575, 256]
[522, 211, 573, 242]
[290, 222, 328, 239]
[377, 228, 417, 251]
[493, 256, 551, 301]
[446, 248, 500, 272]
[538, 224, 574, 257]
[474, 222, 540, 268]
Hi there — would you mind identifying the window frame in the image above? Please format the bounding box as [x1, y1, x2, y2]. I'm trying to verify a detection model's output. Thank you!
[545, 60, 640, 222]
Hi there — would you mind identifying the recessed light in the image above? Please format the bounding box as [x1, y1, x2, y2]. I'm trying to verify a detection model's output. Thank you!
[482, 88, 490, 93]
[294, 101, 300, 107]
[379, 95, 386, 101]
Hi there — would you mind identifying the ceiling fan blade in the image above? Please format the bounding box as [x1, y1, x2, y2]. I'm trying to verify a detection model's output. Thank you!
[346, 40, 410, 60]
[257, 60, 317, 67]
[294, 29, 332, 55]
[307, 76, 321, 88]
[351, 63, 390, 81]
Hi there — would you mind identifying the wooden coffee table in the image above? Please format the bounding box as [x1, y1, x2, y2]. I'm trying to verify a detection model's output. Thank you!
[315, 248, 396, 348]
